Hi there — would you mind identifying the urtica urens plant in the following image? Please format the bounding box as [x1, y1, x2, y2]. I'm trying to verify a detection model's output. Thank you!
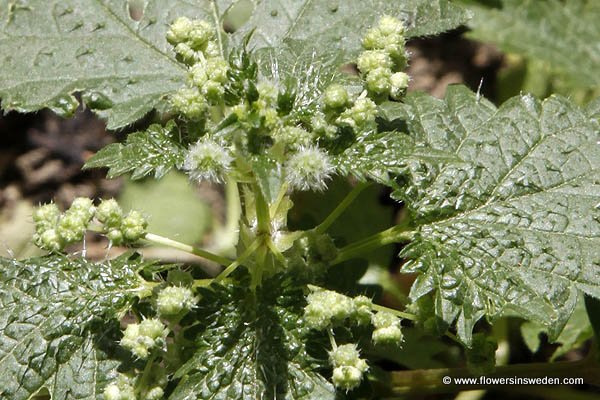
[0, 1, 599, 399]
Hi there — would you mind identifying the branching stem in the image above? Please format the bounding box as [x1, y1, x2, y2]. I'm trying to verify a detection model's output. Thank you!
[143, 232, 232, 266]
[214, 238, 262, 282]
[331, 225, 415, 265]
[315, 182, 372, 234]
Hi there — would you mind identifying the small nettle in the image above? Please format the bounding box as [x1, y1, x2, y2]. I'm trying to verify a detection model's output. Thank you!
[30, 15, 414, 399]
[165, 15, 409, 194]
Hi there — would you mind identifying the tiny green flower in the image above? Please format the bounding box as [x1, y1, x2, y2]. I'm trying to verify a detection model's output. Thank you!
[285, 146, 334, 191]
[371, 311, 403, 345]
[352, 295, 373, 325]
[57, 213, 87, 243]
[339, 97, 377, 128]
[106, 229, 124, 246]
[37, 228, 64, 252]
[103, 374, 136, 400]
[322, 84, 350, 110]
[120, 319, 168, 360]
[33, 203, 60, 233]
[356, 50, 392, 74]
[304, 290, 355, 329]
[121, 210, 148, 242]
[183, 139, 233, 183]
[378, 15, 405, 36]
[329, 344, 368, 391]
[332, 366, 363, 392]
[171, 87, 207, 120]
[390, 71, 410, 100]
[96, 199, 123, 228]
[166, 17, 194, 45]
[366, 67, 392, 95]
[146, 387, 164, 400]
[273, 125, 314, 149]
[157, 286, 196, 316]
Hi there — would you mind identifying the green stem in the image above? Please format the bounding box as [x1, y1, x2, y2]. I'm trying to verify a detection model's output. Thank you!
[143, 233, 232, 266]
[214, 238, 262, 282]
[331, 226, 415, 266]
[254, 183, 271, 235]
[371, 303, 417, 321]
[390, 358, 600, 395]
[315, 182, 371, 234]
[224, 176, 241, 240]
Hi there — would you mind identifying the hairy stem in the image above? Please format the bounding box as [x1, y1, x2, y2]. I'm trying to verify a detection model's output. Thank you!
[254, 183, 271, 235]
[315, 181, 372, 234]
[214, 237, 262, 282]
[331, 226, 415, 266]
[143, 232, 232, 266]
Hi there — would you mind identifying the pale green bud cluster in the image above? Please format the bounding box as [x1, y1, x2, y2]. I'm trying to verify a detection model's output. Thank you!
[33, 198, 95, 252]
[329, 344, 369, 392]
[322, 84, 351, 111]
[167, 18, 229, 119]
[120, 318, 168, 360]
[359, 16, 409, 100]
[337, 97, 378, 129]
[96, 199, 148, 245]
[157, 286, 196, 316]
[371, 311, 403, 344]
[304, 290, 373, 329]
[167, 17, 218, 63]
[285, 146, 334, 191]
[183, 138, 233, 183]
[103, 374, 136, 400]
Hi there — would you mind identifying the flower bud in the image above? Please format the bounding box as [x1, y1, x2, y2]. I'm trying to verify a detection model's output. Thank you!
[352, 295, 373, 325]
[120, 319, 168, 359]
[69, 197, 95, 220]
[103, 374, 136, 400]
[96, 199, 123, 228]
[322, 84, 350, 110]
[183, 139, 233, 183]
[371, 311, 403, 345]
[304, 290, 355, 329]
[121, 210, 148, 242]
[356, 50, 392, 74]
[273, 125, 314, 149]
[157, 286, 196, 316]
[37, 228, 64, 252]
[186, 20, 215, 50]
[366, 67, 392, 95]
[167, 17, 194, 45]
[33, 203, 60, 233]
[171, 87, 207, 120]
[329, 344, 368, 391]
[339, 98, 377, 128]
[106, 229, 124, 246]
[332, 366, 363, 392]
[146, 387, 164, 400]
[285, 146, 334, 192]
[390, 72, 410, 100]
[57, 213, 87, 243]
[378, 15, 405, 36]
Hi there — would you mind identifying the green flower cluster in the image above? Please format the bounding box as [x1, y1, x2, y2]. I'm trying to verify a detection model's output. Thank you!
[33, 198, 94, 252]
[165, 17, 413, 193]
[304, 290, 373, 330]
[156, 285, 196, 316]
[103, 367, 167, 400]
[168, 17, 229, 119]
[32, 198, 148, 252]
[95, 199, 148, 245]
[329, 344, 369, 392]
[120, 318, 168, 360]
[358, 15, 410, 101]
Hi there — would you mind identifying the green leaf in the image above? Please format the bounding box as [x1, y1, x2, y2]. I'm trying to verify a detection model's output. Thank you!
[84, 121, 184, 179]
[465, 0, 600, 89]
[170, 278, 334, 400]
[0, 253, 145, 400]
[333, 129, 461, 184]
[391, 85, 600, 345]
[239, 0, 470, 59]
[521, 298, 593, 360]
[0, 0, 233, 129]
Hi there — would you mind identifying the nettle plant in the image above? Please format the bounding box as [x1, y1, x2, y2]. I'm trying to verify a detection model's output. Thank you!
[1, 1, 600, 399]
